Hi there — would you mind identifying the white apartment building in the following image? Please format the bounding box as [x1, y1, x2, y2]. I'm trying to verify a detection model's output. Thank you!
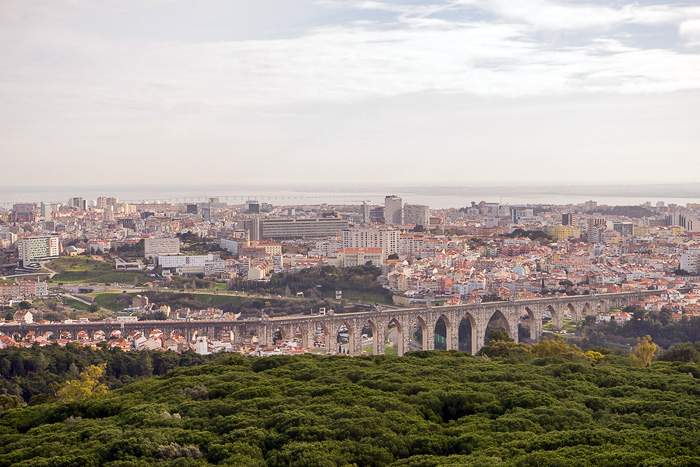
[144, 237, 181, 259]
[398, 235, 426, 255]
[335, 248, 385, 267]
[18, 235, 59, 265]
[384, 196, 403, 225]
[403, 204, 430, 227]
[680, 248, 700, 274]
[309, 239, 343, 257]
[260, 217, 349, 240]
[158, 254, 214, 274]
[342, 227, 400, 255]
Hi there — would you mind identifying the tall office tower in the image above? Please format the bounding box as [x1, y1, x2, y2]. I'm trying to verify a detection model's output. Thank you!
[201, 207, 212, 222]
[96, 197, 107, 209]
[362, 202, 371, 224]
[40, 202, 52, 220]
[384, 195, 403, 225]
[403, 204, 430, 227]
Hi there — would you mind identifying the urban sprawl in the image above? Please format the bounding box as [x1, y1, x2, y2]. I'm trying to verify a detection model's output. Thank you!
[2, 195, 700, 355]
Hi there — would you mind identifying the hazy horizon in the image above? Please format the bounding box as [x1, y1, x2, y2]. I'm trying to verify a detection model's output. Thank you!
[2, 182, 700, 209]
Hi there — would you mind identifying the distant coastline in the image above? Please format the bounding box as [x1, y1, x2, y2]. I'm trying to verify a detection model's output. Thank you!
[1, 184, 699, 209]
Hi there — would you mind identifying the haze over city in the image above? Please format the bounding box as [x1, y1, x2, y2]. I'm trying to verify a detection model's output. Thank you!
[3, 0, 700, 187]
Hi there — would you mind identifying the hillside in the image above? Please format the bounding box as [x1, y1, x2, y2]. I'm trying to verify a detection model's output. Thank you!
[2, 351, 700, 466]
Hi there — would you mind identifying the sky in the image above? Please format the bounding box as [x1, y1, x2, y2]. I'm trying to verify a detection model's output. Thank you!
[2, 0, 700, 188]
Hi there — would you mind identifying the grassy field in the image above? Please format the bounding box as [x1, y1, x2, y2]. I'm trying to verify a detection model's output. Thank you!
[59, 296, 92, 311]
[47, 256, 147, 284]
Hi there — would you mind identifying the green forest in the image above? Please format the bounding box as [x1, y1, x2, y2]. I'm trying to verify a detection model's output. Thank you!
[3, 339, 700, 466]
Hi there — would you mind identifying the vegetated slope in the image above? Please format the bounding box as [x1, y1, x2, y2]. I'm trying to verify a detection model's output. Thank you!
[48, 256, 146, 284]
[2, 352, 700, 466]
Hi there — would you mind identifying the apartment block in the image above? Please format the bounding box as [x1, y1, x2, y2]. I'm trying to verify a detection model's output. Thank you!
[144, 237, 181, 259]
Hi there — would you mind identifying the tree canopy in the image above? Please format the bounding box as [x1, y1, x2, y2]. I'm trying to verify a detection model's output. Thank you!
[3, 348, 700, 465]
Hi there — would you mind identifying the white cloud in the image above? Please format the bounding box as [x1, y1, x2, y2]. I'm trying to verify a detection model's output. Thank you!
[2, 0, 700, 187]
[680, 19, 700, 47]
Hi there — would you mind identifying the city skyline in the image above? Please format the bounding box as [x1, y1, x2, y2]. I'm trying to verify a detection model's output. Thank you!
[2, 0, 700, 186]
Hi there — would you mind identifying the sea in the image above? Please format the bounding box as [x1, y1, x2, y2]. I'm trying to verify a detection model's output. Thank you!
[2, 184, 700, 210]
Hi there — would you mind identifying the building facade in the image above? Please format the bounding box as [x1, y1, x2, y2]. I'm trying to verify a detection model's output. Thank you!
[384, 196, 403, 225]
[18, 235, 59, 265]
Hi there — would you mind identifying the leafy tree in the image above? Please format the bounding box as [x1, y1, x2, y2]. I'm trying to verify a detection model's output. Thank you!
[18, 301, 31, 310]
[630, 335, 657, 367]
[58, 364, 108, 402]
[531, 336, 584, 359]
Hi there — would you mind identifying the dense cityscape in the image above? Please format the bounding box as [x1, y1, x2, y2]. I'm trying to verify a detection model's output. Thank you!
[2, 194, 700, 355]
[4, 0, 700, 463]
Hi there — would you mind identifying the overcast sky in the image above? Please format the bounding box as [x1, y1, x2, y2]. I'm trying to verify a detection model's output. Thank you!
[2, 0, 700, 188]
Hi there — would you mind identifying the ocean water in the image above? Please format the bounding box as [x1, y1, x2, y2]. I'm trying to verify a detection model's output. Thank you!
[1, 185, 699, 210]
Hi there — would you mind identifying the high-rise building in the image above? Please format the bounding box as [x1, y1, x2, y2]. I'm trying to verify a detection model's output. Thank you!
[384, 195, 403, 225]
[68, 197, 86, 211]
[18, 235, 60, 265]
[342, 227, 400, 255]
[104, 206, 115, 222]
[586, 218, 606, 243]
[403, 204, 430, 227]
[202, 207, 212, 222]
[666, 213, 700, 233]
[612, 221, 634, 236]
[40, 202, 52, 220]
[370, 207, 385, 224]
[246, 200, 260, 214]
[361, 202, 371, 224]
[562, 213, 578, 226]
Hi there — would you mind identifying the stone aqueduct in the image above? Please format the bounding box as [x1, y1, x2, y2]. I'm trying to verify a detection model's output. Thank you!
[3, 291, 655, 356]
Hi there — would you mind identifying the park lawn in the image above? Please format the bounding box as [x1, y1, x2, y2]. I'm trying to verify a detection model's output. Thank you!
[322, 289, 393, 305]
[59, 297, 92, 311]
[48, 256, 147, 284]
